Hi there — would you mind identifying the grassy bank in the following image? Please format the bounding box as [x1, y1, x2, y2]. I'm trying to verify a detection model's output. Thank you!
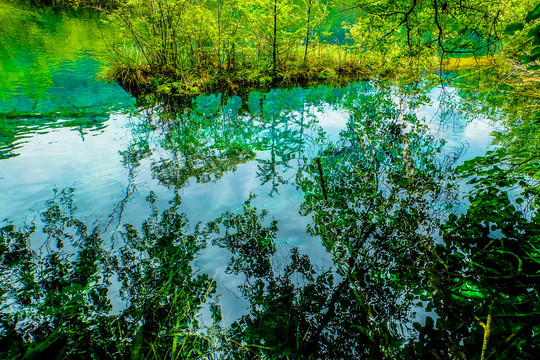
[103, 48, 540, 104]
[101, 42, 441, 99]
[89, 0, 540, 102]
[20, 0, 539, 100]
[96, 0, 445, 99]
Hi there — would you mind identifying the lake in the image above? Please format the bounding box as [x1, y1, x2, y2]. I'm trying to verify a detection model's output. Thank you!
[1, 3, 538, 359]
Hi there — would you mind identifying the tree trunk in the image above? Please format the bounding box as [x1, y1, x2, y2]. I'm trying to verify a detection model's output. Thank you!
[304, 0, 312, 63]
[273, 0, 278, 73]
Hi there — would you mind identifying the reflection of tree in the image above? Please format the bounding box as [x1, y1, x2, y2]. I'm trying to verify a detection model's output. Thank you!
[0, 188, 112, 358]
[128, 89, 324, 192]
[295, 87, 452, 358]
[111, 193, 216, 359]
[128, 85, 389, 195]
[453, 71, 540, 184]
[4, 83, 539, 359]
[152, 128, 256, 189]
[0, 190, 217, 359]
[136, 101, 258, 189]
[208, 196, 337, 359]
[203, 86, 452, 358]
[252, 84, 389, 195]
[411, 152, 540, 359]
[255, 89, 319, 195]
[298, 85, 539, 358]
[206, 84, 540, 359]
[0, 111, 122, 160]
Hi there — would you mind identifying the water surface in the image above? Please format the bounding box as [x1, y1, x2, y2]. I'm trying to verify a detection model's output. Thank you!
[1, 4, 539, 359]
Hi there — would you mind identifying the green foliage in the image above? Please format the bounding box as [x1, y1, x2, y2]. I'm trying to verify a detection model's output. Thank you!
[4, 1, 540, 358]
[16, 0, 539, 95]
[294, 83, 450, 357]
[348, 0, 534, 61]
[504, 2, 540, 67]
[112, 195, 216, 359]
[410, 154, 540, 359]
[0, 188, 113, 359]
[15, 0, 123, 10]
[102, 0, 387, 95]
[99, 0, 540, 97]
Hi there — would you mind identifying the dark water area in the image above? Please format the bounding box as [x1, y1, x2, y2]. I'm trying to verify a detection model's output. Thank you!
[1, 3, 539, 359]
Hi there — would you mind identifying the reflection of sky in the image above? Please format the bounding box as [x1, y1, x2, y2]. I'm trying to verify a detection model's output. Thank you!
[1, 85, 501, 237]
[313, 105, 350, 143]
[419, 86, 500, 164]
[0, 113, 133, 230]
[0, 99, 340, 317]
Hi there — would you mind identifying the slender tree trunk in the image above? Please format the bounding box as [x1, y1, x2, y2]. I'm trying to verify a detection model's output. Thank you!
[273, 0, 278, 73]
[217, 0, 222, 69]
[304, 0, 312, 63]
[231, 43, 236, 70]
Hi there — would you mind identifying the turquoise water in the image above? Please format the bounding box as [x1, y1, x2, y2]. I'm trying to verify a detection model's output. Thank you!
[0, 1, 131, 159]
[1, 4, 539, 359]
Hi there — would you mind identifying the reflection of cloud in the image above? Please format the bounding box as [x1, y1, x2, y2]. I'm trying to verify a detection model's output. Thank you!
[176, 162, 259, 225]
[464, 118, 494, 144]
[458, 117, 499, 162]
[314, 106, 349, 142]
[421, 90, 499, 164]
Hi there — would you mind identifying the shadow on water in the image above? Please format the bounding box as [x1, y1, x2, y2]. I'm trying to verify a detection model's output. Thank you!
[1, 75, 539, 358]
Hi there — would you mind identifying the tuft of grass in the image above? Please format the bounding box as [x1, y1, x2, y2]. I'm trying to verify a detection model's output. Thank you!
[100, 45, 149, 92]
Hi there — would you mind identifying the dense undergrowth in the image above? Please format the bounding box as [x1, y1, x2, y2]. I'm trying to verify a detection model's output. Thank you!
[99, 0, 539, 98]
